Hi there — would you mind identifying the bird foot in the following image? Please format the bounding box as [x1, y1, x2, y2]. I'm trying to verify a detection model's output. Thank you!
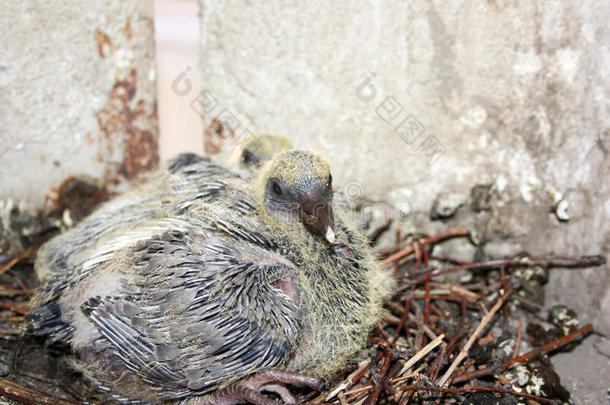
[194, 369, 323, 405]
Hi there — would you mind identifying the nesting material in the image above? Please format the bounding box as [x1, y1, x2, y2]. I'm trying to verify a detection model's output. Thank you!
[0, 203, 604, 404]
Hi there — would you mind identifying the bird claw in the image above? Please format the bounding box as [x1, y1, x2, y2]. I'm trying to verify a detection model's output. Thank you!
[195, 369, 323, 405]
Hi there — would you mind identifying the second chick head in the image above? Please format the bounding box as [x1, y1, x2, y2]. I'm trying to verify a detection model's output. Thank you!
[258, 150, 336, 243]
[230, 133, 293, 171]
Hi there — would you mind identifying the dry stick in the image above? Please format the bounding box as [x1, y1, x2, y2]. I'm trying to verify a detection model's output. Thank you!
[0, 288, 29, 298]
[14, 276, 32, 298]
[431, 283, 481, 302]
[341, 372, 422, 399]
[413, 254, 606, 283]
[325, 361, 371, 401]
[0, 328, 22, 339]
[392, 368, 423, 385]
[397, 334, 445, 376]
[408, 312, 438, 341]
[0, 302, 27, 316]
[393, 228, 402, 274]
[385, 300, 439, 340]
[386, 360, 408, 385]
[0, 245, 37, 277]
[429, 255, 470, 265]
[513, 317, 524, 359]
[345, 341, 388, 403]
[342, 384, 374, 397]
[452, 359, 475, 382]
[500, 266, 509, 322]
[394, 384, 557, 404]
[422, 247, 431, 334]
[390, 298, 410, 344]
[381, 378, 397, 397]
[453, 323, 594, 384]
[429, 345, 446, 381]
[511, 293, 545, 310]
[0, 377, 82, 405]
[399, 373, 422, 405]
[437, 288, 513, 387]
[362, 346, 393, 405]
[379, 227, 470, 266]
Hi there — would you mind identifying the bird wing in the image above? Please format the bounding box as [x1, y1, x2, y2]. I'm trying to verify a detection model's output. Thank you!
[28, 157, 255, 342]
[35, 154, 240, 282]
[80, 220, 300, 400]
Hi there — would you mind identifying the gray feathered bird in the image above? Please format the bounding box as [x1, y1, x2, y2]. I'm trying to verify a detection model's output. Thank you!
[27, 149, 393, 404]
[34, 133, 290, 286]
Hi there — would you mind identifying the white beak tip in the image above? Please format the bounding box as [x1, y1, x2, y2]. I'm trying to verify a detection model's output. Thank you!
[325, 227, 336, 244]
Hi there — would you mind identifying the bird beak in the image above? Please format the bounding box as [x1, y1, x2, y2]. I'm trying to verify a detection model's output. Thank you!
[299, 192, 336, 243]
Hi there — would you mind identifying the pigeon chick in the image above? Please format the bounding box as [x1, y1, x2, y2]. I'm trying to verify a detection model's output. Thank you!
[27, 150, 393, 404]
[230, 133, 292, 174]
[33, 134, 289, 288]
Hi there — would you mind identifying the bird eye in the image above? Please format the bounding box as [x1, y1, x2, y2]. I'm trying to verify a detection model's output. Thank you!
[242, 150, 252, 164]
[271, 181, 282, 195]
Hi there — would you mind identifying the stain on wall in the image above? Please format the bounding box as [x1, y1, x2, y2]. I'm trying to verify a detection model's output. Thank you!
[0, 1, 158, 259]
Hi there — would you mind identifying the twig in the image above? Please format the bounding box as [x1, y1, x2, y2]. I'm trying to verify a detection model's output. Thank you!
[437, 288, 512, 387]
[513, 317, 523, 359]
[325, 360, 370, 401]
[0, 328, 22, 340]
[413, 254, 606, 283]
[394, 384, 557, 404]
[399, 372, 422, 405]
[397, 334, 445, 376]
[0, 302, 27, 316]
[0, 377, 82, 405]
[0, 245, 37, 277]
[0, 287, 29, 297]
[389, 371, 420, 385]
[394, 228, 402, 274]
[429, 344, 445, 381]
[453, 323, 594, 384]
[500, 266, 509, 322]
[391, 298, 411, 344]
[362, 345, 393, 405]
[511, 293, 545, 310]
[379, 227, 470, 266]
[408, 312, 438, 341]
[14, 276, 32, 298]
[431, 283, 481, 302]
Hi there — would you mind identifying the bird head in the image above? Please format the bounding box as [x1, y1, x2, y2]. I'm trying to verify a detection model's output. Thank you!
[230, 133, 293, 172]
[256, 150, 336, 243]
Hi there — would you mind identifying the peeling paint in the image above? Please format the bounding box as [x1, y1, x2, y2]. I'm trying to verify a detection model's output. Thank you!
[94, 29, 113, 58]
[0, 2, 157, 261]
[94, 22, 159, 182]
[204, 118, 235, 154]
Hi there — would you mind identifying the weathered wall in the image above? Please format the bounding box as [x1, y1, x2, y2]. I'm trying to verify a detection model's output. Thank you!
[0, 1, 158, 257]
[198, 1, 609, 401]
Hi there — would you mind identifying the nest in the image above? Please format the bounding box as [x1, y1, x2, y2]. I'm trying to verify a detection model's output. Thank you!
[0, 225, 605, 405]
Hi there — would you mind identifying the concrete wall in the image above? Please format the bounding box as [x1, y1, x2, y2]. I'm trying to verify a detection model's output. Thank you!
[0, 1, 157, 256]
[198, 1, 609, 401]
[0, 0, 607, 400]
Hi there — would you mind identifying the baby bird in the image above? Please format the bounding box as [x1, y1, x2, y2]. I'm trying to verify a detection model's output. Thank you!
[34, 134, 290, 287]
[230, 133, 292, 174]
[27, 150, 393, 404]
